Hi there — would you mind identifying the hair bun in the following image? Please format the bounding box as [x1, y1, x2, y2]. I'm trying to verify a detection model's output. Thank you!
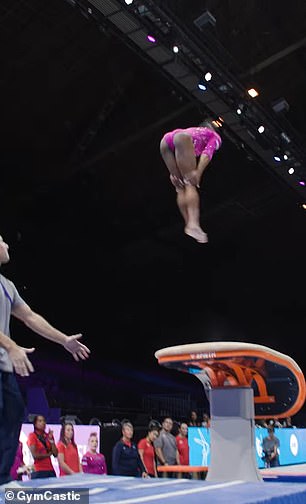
[148, 419, 162, 431]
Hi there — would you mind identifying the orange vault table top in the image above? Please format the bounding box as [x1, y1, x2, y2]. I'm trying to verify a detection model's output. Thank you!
[155, 341, 306, 419]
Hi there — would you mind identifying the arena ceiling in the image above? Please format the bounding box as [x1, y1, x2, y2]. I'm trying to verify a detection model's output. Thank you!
[1, 0, 306, 401]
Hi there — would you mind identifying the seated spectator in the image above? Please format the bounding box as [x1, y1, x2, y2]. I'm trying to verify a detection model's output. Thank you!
[57, 423, 82, 476]
[270, 418, 283, 428]
[282, 417, 295, 428]
[255, 419, 269, 428]
[27, 415, 57, 479]
[112, 420, 148, 477]
[188, 411, 201, 427]
[201, 413, 211, 428]
[81, 432, 107, 475]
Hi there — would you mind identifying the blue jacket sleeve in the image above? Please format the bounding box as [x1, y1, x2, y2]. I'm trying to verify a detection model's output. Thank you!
[112, 441, 122, 475]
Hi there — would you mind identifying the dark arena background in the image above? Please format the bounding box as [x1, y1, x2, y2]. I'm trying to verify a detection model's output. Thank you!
[1, 1, 306, 502]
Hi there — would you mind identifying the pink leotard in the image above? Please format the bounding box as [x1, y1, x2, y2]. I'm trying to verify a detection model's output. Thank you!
[162, 126, 222, 160]
[81, 451, 107, 475]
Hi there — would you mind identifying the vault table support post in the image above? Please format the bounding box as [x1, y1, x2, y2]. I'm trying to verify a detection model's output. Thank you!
[203, 386, 262, 482]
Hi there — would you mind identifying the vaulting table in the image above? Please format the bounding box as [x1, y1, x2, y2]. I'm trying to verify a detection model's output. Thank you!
[155, 342, 306, 482]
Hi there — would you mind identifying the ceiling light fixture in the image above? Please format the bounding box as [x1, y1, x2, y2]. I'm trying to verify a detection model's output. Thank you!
[247, 88, 259, 98]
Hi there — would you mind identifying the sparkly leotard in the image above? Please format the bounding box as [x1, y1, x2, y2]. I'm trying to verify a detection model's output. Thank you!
[81, 451, 107, 475]
[162, 126, 222, 160]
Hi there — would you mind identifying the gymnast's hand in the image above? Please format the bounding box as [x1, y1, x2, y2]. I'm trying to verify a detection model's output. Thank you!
[183, 170, 201, 188]
[63, 334, 91, 362]
[170, 174, 184, 189]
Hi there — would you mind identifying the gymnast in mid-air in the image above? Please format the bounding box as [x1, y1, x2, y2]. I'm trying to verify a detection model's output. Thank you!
[160, 120, 222, 243]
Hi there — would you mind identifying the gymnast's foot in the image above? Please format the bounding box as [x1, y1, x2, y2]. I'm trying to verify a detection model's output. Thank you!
[184, 226, 208, 243]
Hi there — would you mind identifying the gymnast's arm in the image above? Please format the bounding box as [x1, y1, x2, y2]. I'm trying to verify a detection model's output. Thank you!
[183, 154, 210, 187]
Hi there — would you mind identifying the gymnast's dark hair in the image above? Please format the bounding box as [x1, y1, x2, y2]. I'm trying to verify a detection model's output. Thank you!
[148, 420, 162, 432]
[199, 118, 217, 130]
[59, 422, 77, 447]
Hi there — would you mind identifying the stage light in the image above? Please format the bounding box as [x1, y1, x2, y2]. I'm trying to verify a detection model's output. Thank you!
[281, 132, 291, 143]
[147, 34, 156, 43]
[272, 97, 290, 113]
[236, 102, 246, 115]
[198, 83, 207, 91]
[283, 154, 288, 161]
[288, 168, 295, 175]
[257, 125, 265, 134]
[299, 181, 305, 186]
[194, 10, 216, 30]
[247, 88, 259, 98]
[274, 156, 281, 162]
[124, 0, 134, 5]
[212, 119, 223, 128]
[204, 72, 212, 81]
[302, 204, 306, 210]
[172, 45, 179, 53]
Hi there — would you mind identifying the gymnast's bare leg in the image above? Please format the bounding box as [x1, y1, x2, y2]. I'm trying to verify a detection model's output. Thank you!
[160, 135, 208, 243]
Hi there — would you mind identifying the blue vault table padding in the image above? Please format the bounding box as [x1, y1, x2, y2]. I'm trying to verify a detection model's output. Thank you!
[2, 473, 306, 504]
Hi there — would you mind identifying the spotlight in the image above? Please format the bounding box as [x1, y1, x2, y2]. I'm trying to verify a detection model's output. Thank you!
[302, 204, 306, 210]
[212, 119, 223, 128]
[280, 131, 291, 144]
[283, 154, 288, 160]
[194, 10, 216, 30]
[198, 83, 207, 91]
[204, 72, 212, 81]
[299, 181, 305, 186]
[247, 88, 259, 98]
[273, 156, 281, 162]
[288, 168, 295, 175]
[147, 34, 156, 43]
[172, 45, 179, 53]
[257, 125, 265, 134]
[236, 103, 246, 115]
[272, 97, 290, 114]
[124, 0, 134, 5]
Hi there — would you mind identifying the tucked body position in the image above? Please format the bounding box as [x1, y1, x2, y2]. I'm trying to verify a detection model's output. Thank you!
[160, 121, 222, 243]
